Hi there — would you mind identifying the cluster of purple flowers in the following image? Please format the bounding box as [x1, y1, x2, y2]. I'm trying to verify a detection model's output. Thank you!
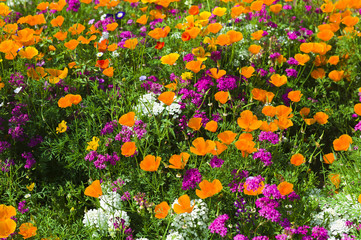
[229, 169, 249, 193]
[1, 159, 15, 172]
[28, 135, 43, 148]
[18, 200, 29, 214]
[253, 148, 272, 166]
[9, 72, 26, 88]
[22, 152, 36, 169]
[209, 214, 229, 237]
[216, 75, 238, 91]
[114, 120, 147, 142]
[8, 103, 30, 141]
[179, 88, 203, 107]
[194, 75, 214, 93]
[66, 0, 80, 12]
[112, 218, 134, 240]
[84, 151, 120, 169]
[182, 168, 202, 190]
[101, 120, 118, 136]
[0, 141, 10, 154]
[210, 156, 224, 168]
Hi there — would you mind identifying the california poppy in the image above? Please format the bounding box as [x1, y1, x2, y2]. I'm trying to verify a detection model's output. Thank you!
[311, 68, 326, 79]
[155, 42, 165, 50]
[95, 59, 110, 69]
[217, 131, 237, 145]
[106, 22, 118, 31]
[124, 38, 138, 50]
[328, 56, 339, 65]
[37, 2, 49, 10]
[248, 45, 262, 54]
[64, 39, 79, 50]
[158, 92, 175, 106]
[84, 180, 102, 198]
[103, 67, 114, 77]
[196, 179, 223, 199]
[275, 116, 293, 130]
[185, 60, 206, 73]
[323, 153, 335, 164]
[299, 107, 310, 118]
[290, 153, 305, 166]
[148, 26, 171, 40]
[354, 103, 361, 115]
[205, 120, 218, 132]
[68, 23, 85, 35]
[237, 110, 262, 132]
[214, 91, 229, 104]
[121, 142, 137, 157]
[227, 30, 243, 43]
[216, 34, 230, 46]
[154, 202, 170, 219]
[208, 68, 226, 79]
[18, 223, 37, 239]
[240, 66, 255, 78]
[173, 194, 195, 214]
[188, 117, 202, 131]
[328, 70, 344, 82]
[358, 194, 361, 204]
[277, 182, 294, 196]
[188, 5, 199, 15]
[251, 30, 263, 40]
[18, 47, 38, 59]
[288, 90, 302, 102]
[270, 4, 282, 13]
[169, 152, 190, 169]
[329, 173, 340, 188]
[160, 53, 179, 65]
[333, 134, 352, 151]
[53, 31, 68, 41]
[313, 112, 328, 125]
[0, 205, 16, 239]
[300, 42, 314, 53]
[269, 74, 287, 87]
[119, 112, 135, 127]
[57, 96, 72, 108]
[190, 137, 216, 156]
[140, 155, 161, 172]
[50, 15, 64, 27]
[207, 23, 223, 34]
[294, 54, 310, 65]
[317, 30, 334, 41]
[212, 7, 227, 17]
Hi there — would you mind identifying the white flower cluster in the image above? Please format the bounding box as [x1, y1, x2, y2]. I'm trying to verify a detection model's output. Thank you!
[83, 191, 130, 238]
[308, 189, 361, 239]
[168, 199, 209, 240]
[135, 92, 182, 119]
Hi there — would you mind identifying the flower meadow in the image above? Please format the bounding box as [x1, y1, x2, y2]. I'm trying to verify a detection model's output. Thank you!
[1, 0, 361, 239]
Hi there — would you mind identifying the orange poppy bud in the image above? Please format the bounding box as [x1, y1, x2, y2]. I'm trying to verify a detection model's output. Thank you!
[84, 180, 102, 198]
[290, 153, 305, 166]
[154, 202, 170, 219]
[121, 142, 137, 157]
[323, 153, 335, 164]
[205, 121, 218, 132]
[119, 112, 136, 127]
[214, 91, 229, 104]
[158, 92, 175, 106]
[188, 117, 202, 131]
[277, 182, 294, 196]
[140, 155, 161, 172]
[196, 179, 223, 199]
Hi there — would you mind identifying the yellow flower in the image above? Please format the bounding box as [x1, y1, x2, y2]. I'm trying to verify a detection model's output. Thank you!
[86, 137, 100, 151]
[56, 120, 67, 134]
[26, 183, 35, 191]
[181, 72, 193, 80]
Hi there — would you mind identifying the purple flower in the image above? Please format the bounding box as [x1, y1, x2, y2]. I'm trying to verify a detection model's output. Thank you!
[193, 110, 209, 125]
[253, 149, 272, 166]
[252, 236, 269, 240]
[287, 57, 299, 65]
[194, 75, 214, 93]
[18, 200, 29, 214]
[354, 121, 361, 131]
[101, 120, 118, 136]
[115, 126, 133, 143]
[134, 120, 147, 139]
[209, 214, 229, 237]
[28, 135, 43, 148]
[182, 168, 202, 190]
[183, 53, 194, 62]
[66, 0, 80, 12]
[1, 159, 15, 172]
[244, 175, 264, 191]
[210, 156, 224, 168]
[216, 75, 238, 91]
[229, 169, 249, 193]
[234, 235, 249, 240]
[22, 152, 36, 169]
[311, 226, 328, 240]
[0, 141, 10, 153]
[286, 68, 298, 78]
[262, 184, 283, 199]
[258, 131, 279, 144]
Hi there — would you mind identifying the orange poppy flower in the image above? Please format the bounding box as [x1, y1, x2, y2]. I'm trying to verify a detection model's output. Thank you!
[328, 70, 344, 82]
[237, 110, 262, 132]
[248, 44, 262, 54]
[313, 112, 328, 125]
[244, 181, 264, 196]
[259, 121, 278, 132]
[18, 47, 38, 60]
[186, 60, 205, 73]
[205, 121, 218, 132]
[214, 91, 229, 104]
[119, 112, 135, 127]
[18, 222, 37, 239]
[64, 39, 79, 50]
[251, 88, 274, 103]
[3, 23, 18, 34]
[311, 68, 326, 79]
[333, 134, 352, 151]
[0, 3, 11, 17]
[294, 54, 310, 66]
[49, 0, 66, 11]
[53, 31, 67, 41]
[287, 90, 302, 102]
[270, 4, 282, 13]
[148, 26, 171, 40]
[158, 92, 175, 106]
[208, 68, 226, 79]
[207, 23, 223, 34]
[329, 173, 340, 188]
[0, 217, 16, 238]
[323, 153, 335, 164]
[217, 131, 237, 145]
[262, 106, 276, 117]
[231, 6, 245, 18]
[250, 0, 263, 11]
[68, 94, 82, 105]
[37, 2, 49, 11]
[68, 23, 85, 35]
[154, 202, 170, 219]
[103, 67, 114, 77]
[342, 16, 359, 27]
[277, 182, 294, 196]
[212, 7, 227, 17]
[136, 15, 148, 25]
[124, 38, 138, 50]
[107, 43, 117, 51]
[275, 116, 293, 130]
[188, 117, 202, 131]
[106, 22, 118, 31]
[327, 56, 339, 65]
[140, 155, 161, 172]
[210, 141, 227, 156]
[155, 42, 165, 50]
[216, 34, 231, 46]
[251, 30, 264, 40]
[57, 96, 72, 108]
[160, 53, 179, 65]
[189, 5, 199, 15]
[355, 103, 361, 115]
[169, 152, 190, 169]
[317, 30, 334, 41]
[190, 137, 216, 156]
[290, 153, 305, 166]
[48, 45, 56, 51]
[50, 15, 64, 27]
[84, 180, 102, 198]
[299, 107, 310, 118]
[235, 139, 257, 157]
[240, 66, 255, 78]
[95, 59, 110, 69]
[121, 142, 137, 157]
[173, 195, 195, 214]
[227, 30, 243, 43]
[196, 179, 223, 199]
[358, 194, 361, 204]
[300, 42, 314, 53]
[270, 74, 287, 87]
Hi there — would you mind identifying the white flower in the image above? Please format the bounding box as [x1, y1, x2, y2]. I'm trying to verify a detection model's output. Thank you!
[100, 14, 107, 20]
[0, 102, 3, 107]
[24, 194, 31, 198]
[14, 87, 22, 94]
[112, 51, 119, 58]
[97, 52, 103, 58]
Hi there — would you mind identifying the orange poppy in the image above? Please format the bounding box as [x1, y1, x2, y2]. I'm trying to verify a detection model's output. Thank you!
[103, 67, 114, 77]
[251, 30, 264, 40]
[231, 6, 245, 18]
[124, 38, 138, 50]
[290, 153, 305, 166]
[154, 202, 170, 219]
[140, 155, 161, 172]
[214, 91, 229, 104]
[240, 66, 255, 78]
[169, 152, 190, 169]
[196, 179, 223, 199]
[50, 15, 64, 27]
[244, 181, 264, 196]
[270, 4, 282, 13]
[84, 180, 102, 198]
[317, 30, 334, 41]
[188, 117, 202, 131]
[53, 31, 68, 41]
[119, 112, 135, 127]
[311, 68, 326, 79]
[251, 88, 274, 103]
[68, 94, 82, 105]
[173, 194, 195, 214]
[68, 23, 85, 35]
[270, 74, 287, 87]
[95, 59, 110, 69]
[205, 120, 218, 132]
[0, 205, 16, 239]
[259, 121, 278, 132]
[248, 44, 262, 54]
[250, 0, 263, 11]
[262, 106, 276, 117]
[217, 131, 237, 145]
[323, 153, 335, 164]
[210, 141, 227, 156]
[106, 22, 118, 31]
[235, 139, 257, 157]
[277, 182, 294, 196]
[49, 0, 66, 11]
[299, 107, 310, 118]
[354, 103, 361, 115]
[18, 222, 37, 239]
[227, 30, 243, 43]
[189, 5, 199, 15]
[160, 53, 179, 65]
[342, 16, 359, 27]
[37, 2, 49, 11]
[208, 68, 226, 79]
[212, 7, 227, 17]
[294, 54, 310, 65]
[216, 34, 231, 46]
[148, 26, 171, 40]
[333, 134, 352, 151]
[329, 173, 340, 188]
[313, 112, 328, 125]
[158, 92, 175, 106]
[190, 137, 216, 156]
[300, 42, 314, 53]
[328, 56, 339, 65]
[121, 142, 137, 157]
[328, 70, 344, 82]
[155, 42, 165, 50]
[208, 23, 223, 34]
[64, 39, 79, 50]
[185, 60, 206, 73]
[107, 43, 117, 51]
[275, 116, 293, 130]
[18, 47, 38, 60]
[287, 90, 302, 102]
[237, 110, 262, 132]
[3, 23, 17, 34]
[136, 14, 148, 25]
[358, 194, 361, 204]
[57, 96, 72, 108]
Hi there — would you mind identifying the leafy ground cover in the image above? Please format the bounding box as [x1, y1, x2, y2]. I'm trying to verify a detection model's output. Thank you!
[1, 0, 361, 239]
